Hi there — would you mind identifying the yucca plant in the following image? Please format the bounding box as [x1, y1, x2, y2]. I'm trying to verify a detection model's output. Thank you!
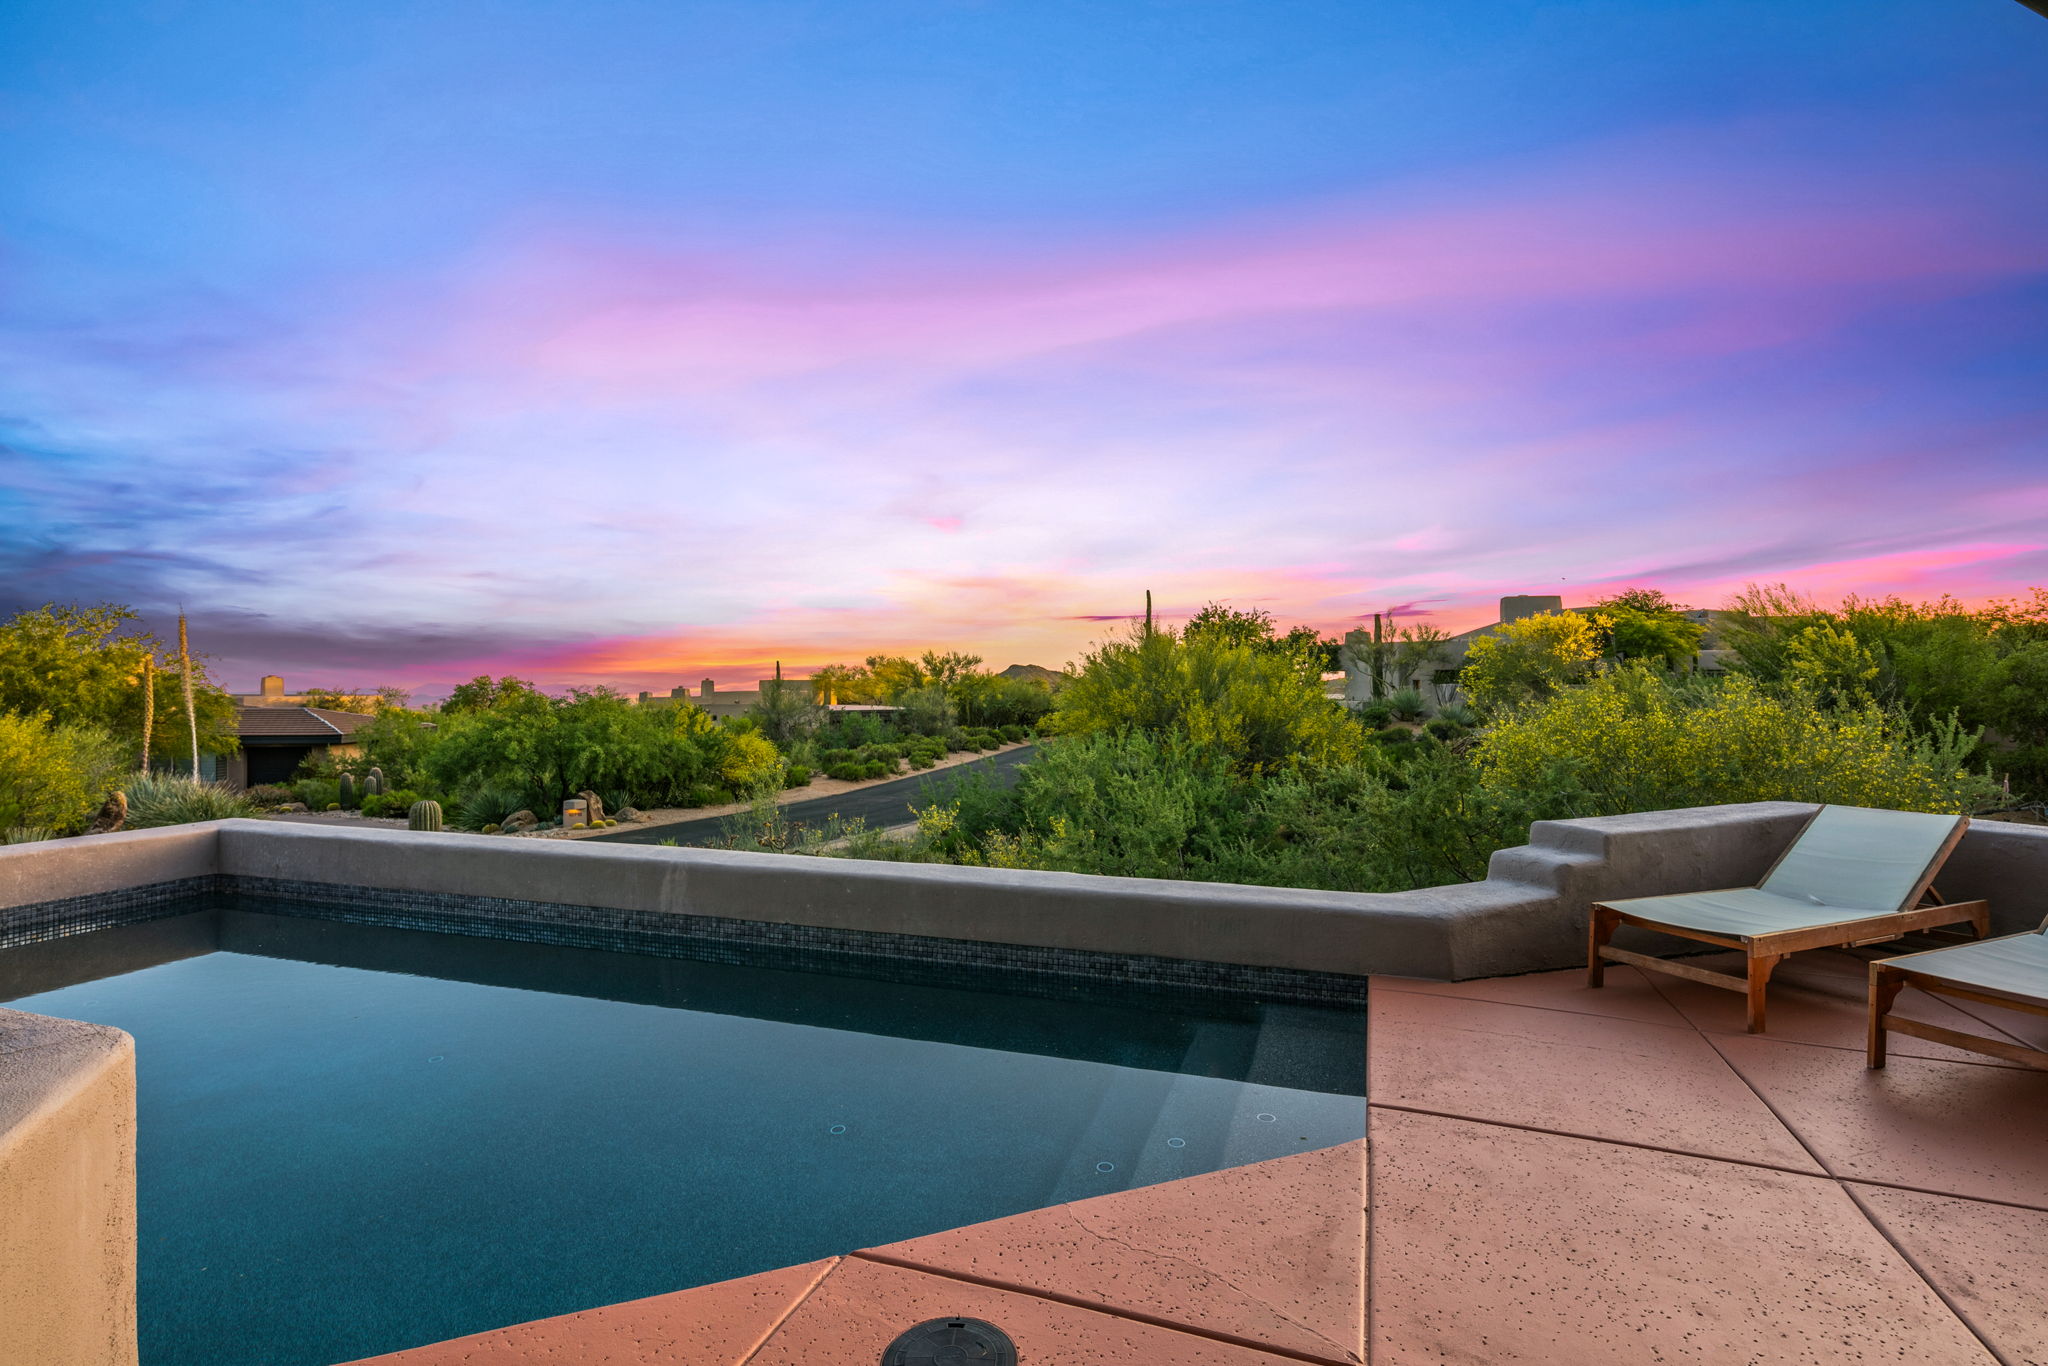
[124, 774, 258, 828]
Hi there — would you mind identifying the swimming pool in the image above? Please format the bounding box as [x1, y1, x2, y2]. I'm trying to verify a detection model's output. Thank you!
[2, 905, 1366, 1366]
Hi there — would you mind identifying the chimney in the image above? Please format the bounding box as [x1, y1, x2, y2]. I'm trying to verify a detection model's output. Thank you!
[260, 675, 285, 700]
[701, 677, 716, 697]
[670, 685, 689, 700]
[1499, 595, 1564, 624]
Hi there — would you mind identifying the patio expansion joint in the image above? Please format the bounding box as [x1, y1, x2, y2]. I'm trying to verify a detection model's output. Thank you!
[733, 1256, 842, 1366]
[846, 1248, 1360, 1366]
[1649, 969, 2019, 1365]
[1838, 1185, 2017, 1366]
[1363, 1102, 1831, 1182]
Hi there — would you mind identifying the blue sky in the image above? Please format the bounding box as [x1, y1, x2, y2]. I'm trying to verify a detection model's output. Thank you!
[3, 0, 2044, 693]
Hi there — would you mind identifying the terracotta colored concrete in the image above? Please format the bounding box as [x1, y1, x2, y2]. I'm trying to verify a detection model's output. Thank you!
[0, 1008, 138, 1366]
[1646, 952, 2036, 1067]
[1367, 988, 1821, 1171]
[869, 1139, 1366, 1365]
[1949, 994, 2048, 1054]
[1370, 963, 1687, 1026]
[749, 1254, 1305, 1365]
[342, 1258, 837, 1365]
[1368, 1107, 1994, 1365]
[1713, 1034, 2048, 1208]
[1852, 1185, 2048, 1366]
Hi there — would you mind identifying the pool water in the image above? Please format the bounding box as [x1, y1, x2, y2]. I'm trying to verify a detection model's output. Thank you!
[1, 908, 1366, 1366]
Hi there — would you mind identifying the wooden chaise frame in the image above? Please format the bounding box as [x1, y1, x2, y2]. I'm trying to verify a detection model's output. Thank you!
[1588, 814, 1988, 1034]
[1867, 920, 2048, 1072]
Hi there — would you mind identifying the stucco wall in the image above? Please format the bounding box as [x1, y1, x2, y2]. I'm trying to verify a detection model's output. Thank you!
[5, 806, 2046, 982]
[0, 1009, 137, 1366]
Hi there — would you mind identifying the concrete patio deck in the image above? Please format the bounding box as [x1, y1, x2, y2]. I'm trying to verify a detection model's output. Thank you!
[350, 947, 2047, 1366]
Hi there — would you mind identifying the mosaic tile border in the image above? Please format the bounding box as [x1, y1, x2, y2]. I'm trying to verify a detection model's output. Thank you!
[0, 875, 220, 950]
[2, 875, 1367, 1008]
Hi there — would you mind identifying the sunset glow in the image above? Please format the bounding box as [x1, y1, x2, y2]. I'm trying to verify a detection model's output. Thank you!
[3, 1, 2043, 695]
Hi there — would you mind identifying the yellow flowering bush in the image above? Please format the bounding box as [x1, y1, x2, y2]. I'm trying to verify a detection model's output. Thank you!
[1459, 612, 1605, 711]
[1474, 666, 1995, 814]
[717, 729, 782, 790]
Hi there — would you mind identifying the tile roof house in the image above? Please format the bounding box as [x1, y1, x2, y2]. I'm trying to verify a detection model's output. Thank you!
[229, 705, 378, 789]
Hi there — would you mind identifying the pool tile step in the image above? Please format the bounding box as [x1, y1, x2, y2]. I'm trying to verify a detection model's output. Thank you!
[1368, 1107, 1995, 1365]
[863, 1139, 1366, 1365]
[746, 1253, 1312, 1365]
[339, 1257, 837, 1365]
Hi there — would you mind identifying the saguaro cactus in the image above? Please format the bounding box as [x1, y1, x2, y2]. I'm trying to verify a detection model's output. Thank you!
[408, 799, 443, 832]
[366, 767, 386, 796]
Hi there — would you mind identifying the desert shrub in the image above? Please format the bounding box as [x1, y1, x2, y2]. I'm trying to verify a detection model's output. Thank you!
[783, 764, 813, 787]
[825, 762, 869, 782]
[998, 724, 1029, 743]
[1051, 625, 1362, 774]
[125, 774, 258, 828]
[1423, 716, 1469, 741]
[864, 743, 902, 764]
[909, 752, 936, 770]
[360, 788, 423, 819]
[683, 784, 725, 807]
[1354, 700, 1394, 729]
[1435, 702, 1481, 728]
[0, 712, 125, 833]
[1474, 666, 1998, 815]
[245, 784, 295, 806]
[1386, 688, 1428, 722]
[820, 748, 859, 766]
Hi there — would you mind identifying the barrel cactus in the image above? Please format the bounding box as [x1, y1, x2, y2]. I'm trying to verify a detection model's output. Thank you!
[338, 773, 358, 807]
[408, 799, 443, 832]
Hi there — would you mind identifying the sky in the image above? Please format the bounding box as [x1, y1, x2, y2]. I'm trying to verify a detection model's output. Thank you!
[2, 0, 2045, 698]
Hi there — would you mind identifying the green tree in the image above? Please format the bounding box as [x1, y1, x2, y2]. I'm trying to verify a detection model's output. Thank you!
[1784, 622, 1880, 706]
[439, 675, 543, 714]
[1588, 590, 1706, 668]
[0, 603, 236, 762]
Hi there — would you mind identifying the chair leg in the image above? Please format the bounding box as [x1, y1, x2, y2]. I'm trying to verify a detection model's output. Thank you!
[1588, 908, 1620, 988]
[1969, 903, 1990, 939]
[1868, 967, 1905, 1069]
[1745, 953, 1783, 1034]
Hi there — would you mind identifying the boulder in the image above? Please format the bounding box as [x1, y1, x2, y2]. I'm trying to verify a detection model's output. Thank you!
[617, 806, 645, 822]
[501, 809, 539, 832]
[576, 789, 607, 823]
[86, 791, 128, 835]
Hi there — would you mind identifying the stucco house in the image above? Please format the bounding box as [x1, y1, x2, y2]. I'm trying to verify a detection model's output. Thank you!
[227, 706, 377, 788]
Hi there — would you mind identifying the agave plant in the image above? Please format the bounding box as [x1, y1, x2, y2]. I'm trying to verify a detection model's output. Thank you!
[124, 774, 258, 829]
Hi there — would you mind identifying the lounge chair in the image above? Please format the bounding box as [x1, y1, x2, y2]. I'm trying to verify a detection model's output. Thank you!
[1868, 919, 2048, 1070]
[1588, 805, 1988, 1033]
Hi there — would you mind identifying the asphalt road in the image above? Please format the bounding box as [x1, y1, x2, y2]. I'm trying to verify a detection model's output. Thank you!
[590, 744, 1037, 847]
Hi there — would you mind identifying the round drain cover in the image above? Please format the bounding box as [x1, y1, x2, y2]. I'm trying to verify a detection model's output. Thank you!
[882, 1316, 1017, 1366]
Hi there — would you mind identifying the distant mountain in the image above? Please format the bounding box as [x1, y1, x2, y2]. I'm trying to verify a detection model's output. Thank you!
[997, 663, 1069, 688]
